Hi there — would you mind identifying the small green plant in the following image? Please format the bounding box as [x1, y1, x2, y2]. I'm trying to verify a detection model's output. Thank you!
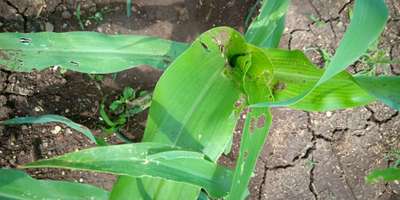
[357, 39, 396, 75]
[75, 4, 110, 30]
[100, 87, 151, 142]
[366, 150, 400, 183]
[75, 3, 85, 30]
[0, 0, 398, 200]
[304, 47, 333, 65]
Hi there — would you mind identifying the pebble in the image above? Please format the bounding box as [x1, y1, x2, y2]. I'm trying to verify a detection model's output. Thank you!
[326, 111, 332, 117]
[0, 22, 3, 27]
[65, 128, 72, 135]
[34, 106, 44, 112]
[62, 10, 72, 19]
[51, 126, 62, 134]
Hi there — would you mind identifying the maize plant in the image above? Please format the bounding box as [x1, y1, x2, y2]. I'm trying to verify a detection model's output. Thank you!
[0, 0, 398, 199]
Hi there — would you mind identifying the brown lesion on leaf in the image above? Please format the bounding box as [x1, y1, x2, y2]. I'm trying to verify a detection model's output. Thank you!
[273, 81, 287, 93]
[250, 117, 256, 134]
[212, 30, 230, 46]
[256, 114, 266, 128]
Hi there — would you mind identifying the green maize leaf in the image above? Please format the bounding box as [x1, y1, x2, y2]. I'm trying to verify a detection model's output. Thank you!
[0, 169, 109, 200]
[0, 32, 188, 73]
[262, 16, 286, 48]
[228, 108, 272, 200]
[251, 0, 389, 108]
[366, 167, 400, 183]
[23, 142, 233, 198]
[245, 0, 290, 48]
[244, 0, 262, 29]
[318, 0, 388, 84]
[262, 48, 376, 111]
[0, 114, 105, 145]
[197, 191, 210, 200]
[355, 76, 400, 110]
[110, 177, 200, 200]
[111, 27, 249, 200]
[227, 43, 273, 199]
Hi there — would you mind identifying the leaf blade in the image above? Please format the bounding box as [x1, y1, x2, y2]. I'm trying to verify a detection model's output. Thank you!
[0, 114, 103, 145]
[250, 0, 389, 108]
[23, 142, 232, 198]
[263, 49, 376, 111]
[0, 32, 188, 73]
[0, 169, 109, 200]
[245, 0, 290, 48]
[366, 167, 400, 183]
[355, 75, 400, 110]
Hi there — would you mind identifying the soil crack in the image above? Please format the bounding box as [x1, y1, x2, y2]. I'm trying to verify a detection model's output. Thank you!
[338, 0, 354, 15]
[266, 164, 295, 170]
[306, 112, 318, 200]
[288, 29, 310, 50]
[365, 106, 399, 125]
[309, 162, 318, 200]
[329, 128, 358, 200]
[257, 164, 268, 200]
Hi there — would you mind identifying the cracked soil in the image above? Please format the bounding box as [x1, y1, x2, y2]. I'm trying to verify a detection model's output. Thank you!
[0, 0, 399, 199]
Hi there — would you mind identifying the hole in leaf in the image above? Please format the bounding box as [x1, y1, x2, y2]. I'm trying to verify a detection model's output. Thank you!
[273, 81, 286, 92]
[19, 37, 32, 44]
[244, 151, 248, 159]
[257, 114, 266, 128]
[200, 41, 210, 52]
[70, 61, 80, 66]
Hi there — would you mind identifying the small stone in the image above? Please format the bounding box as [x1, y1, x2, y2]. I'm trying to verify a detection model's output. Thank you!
[45, 22, 54, 32]
[79, 178, 84, 182]
[85, 20, 91, 26]
[61, 10, 72, 19]
[42, 142, 48, 148]
[34, 106, 44, 112]
[326, 111, 332, 117]
[0, 22, 3, 27]
[65, 128, 72, 135]
[61, 171, 65, 175]
[51, 126, 62, 134]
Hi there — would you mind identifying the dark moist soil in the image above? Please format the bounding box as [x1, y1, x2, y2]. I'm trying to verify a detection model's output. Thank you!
[0, 0, 400, 200]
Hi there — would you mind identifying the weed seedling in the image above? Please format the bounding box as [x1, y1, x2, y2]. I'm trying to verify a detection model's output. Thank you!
[99, 87, 152, 142]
